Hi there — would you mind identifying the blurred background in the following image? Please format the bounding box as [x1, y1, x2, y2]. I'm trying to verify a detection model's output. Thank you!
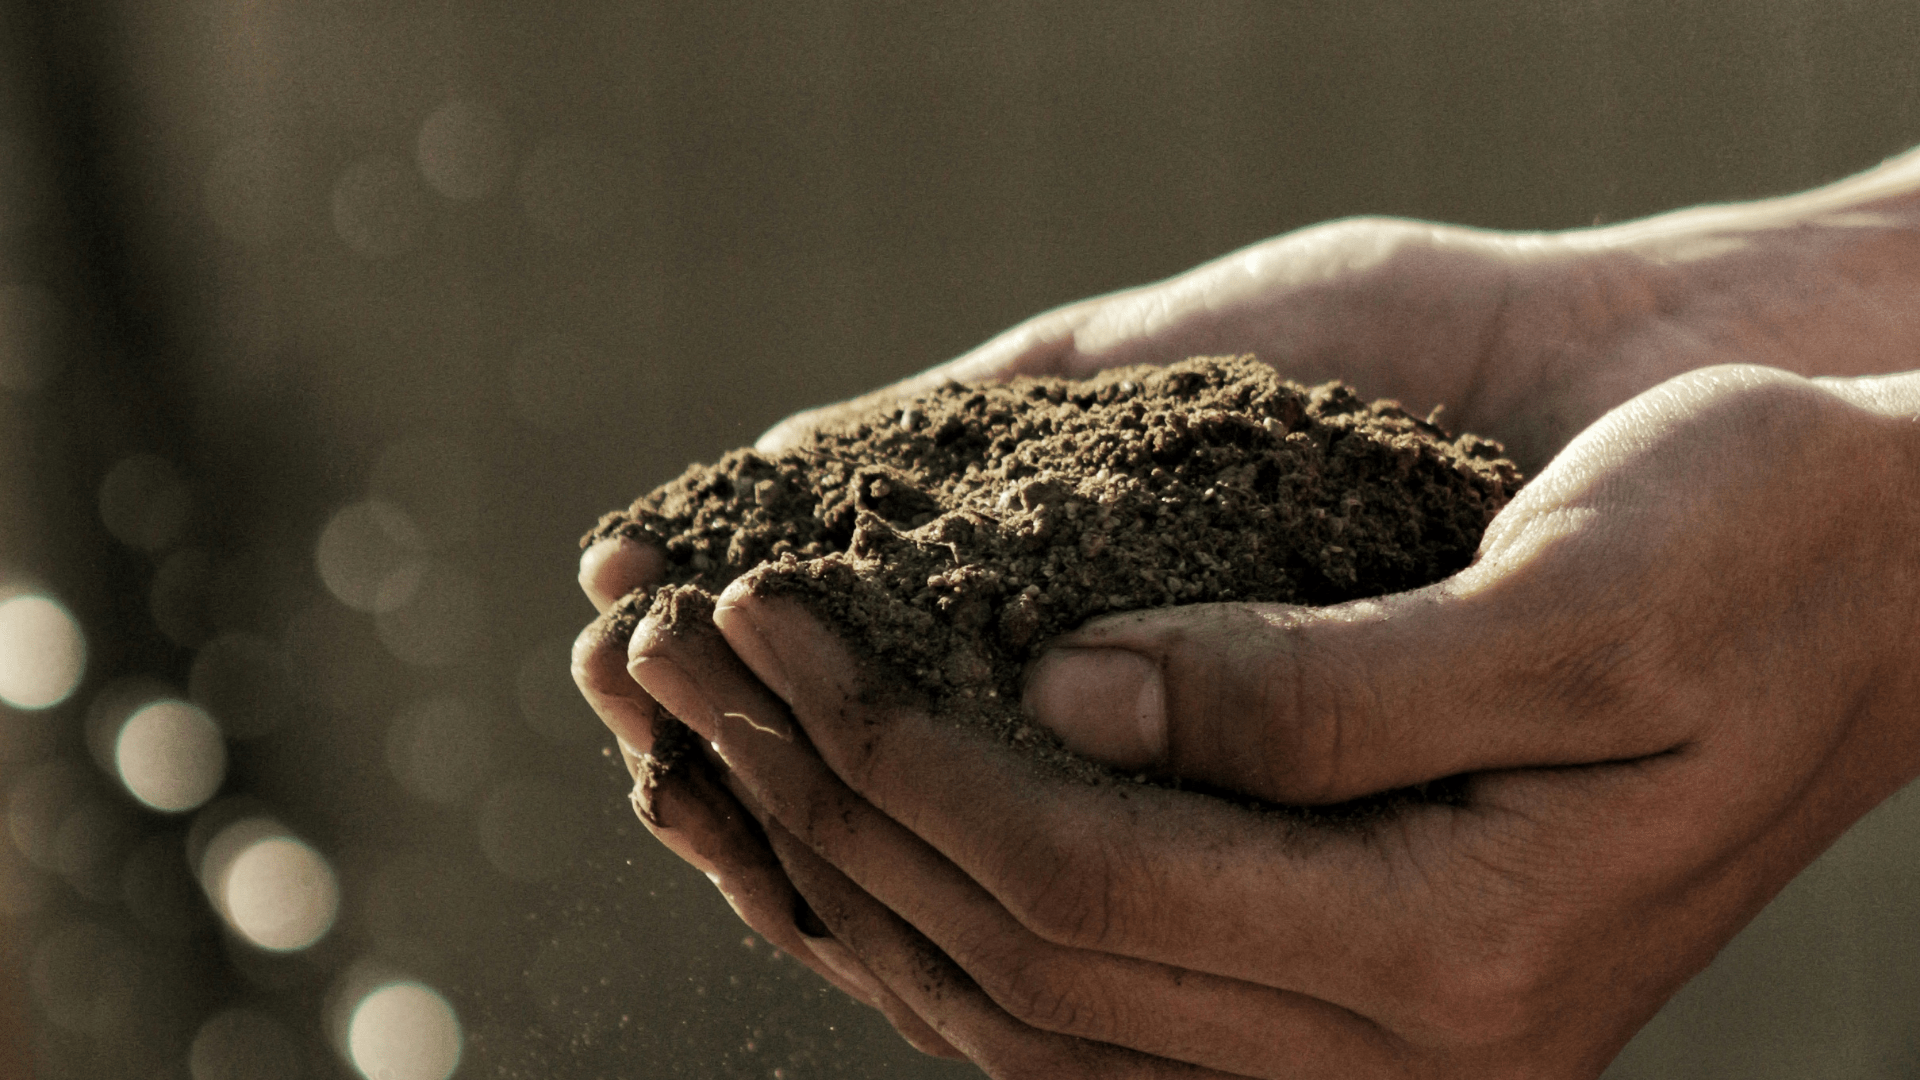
[1, 1, 1919, 1077]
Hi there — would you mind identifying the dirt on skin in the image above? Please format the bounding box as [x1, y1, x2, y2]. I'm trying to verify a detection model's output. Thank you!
[587, 355, 1521, 800]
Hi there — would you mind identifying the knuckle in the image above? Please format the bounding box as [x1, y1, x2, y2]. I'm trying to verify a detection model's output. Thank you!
[1541, 618, 1653, 716]
[994, 833, 1120, 951]
[1256, 627, 1360, 803]
[785, 774, 853, 850]
[1397, 930, 1555, 1047]
[977, 953, 1111, 1040]
[828, 719, 887, 794]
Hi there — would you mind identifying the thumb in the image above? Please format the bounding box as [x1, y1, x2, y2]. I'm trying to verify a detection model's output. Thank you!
[1021, 580, 1679, 806]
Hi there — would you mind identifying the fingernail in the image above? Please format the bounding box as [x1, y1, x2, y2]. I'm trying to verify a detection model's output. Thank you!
[573, 626, 661, 749]
[587, 691, 659, 755]
[627, 655, 719, 740]
[1023, 648, 1166, 771]
[629, 649, 794, 754]
[714, 582, 795, 701]
[802, 934, 887, 1007]
[579, 536, 664, 613]
[616, 737, 644, 780]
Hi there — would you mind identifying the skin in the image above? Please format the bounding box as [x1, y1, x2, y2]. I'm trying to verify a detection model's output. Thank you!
[575, 147, 1920, 1077]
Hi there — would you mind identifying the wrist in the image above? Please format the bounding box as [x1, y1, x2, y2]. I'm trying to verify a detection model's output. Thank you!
[1568, 151, 1920, 382]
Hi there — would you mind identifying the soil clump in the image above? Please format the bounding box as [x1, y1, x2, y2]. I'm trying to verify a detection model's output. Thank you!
[587, 355, 1520, 795]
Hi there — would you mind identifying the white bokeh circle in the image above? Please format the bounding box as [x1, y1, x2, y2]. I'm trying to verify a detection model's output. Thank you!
[222, 836, 340, 952]
[113, 700, 225, 812]
[0, 594, 85, 709]
[347, 982, 462, 1080]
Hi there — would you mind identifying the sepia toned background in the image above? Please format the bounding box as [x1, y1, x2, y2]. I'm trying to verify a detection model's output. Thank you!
[1, 1, 1918, 1077]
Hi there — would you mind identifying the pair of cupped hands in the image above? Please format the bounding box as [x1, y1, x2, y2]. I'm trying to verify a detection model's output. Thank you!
[575, 159, 1920, 1079]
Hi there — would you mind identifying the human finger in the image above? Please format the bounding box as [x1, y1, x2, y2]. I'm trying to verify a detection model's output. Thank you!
[754, 217, 1527, 457]
[571, 593, 665, 754]
[708, 581, 1775, 1063]
[1018, 576, 1686, 807]
[579, 535, 665, 614]
[571, 590, 945, 1046]
[1014, 364, 1913, 809]
[573, 596, 855, 994]
[709, 586, 1482, 1011]
[802, 931, 968, 1060]
[619, 738, 911, 1019]
[1017, 367, 1852, 806]
[628, 596, 1398, 1076]
[762, 819, 1246, 1079]
[575, 588, 779, 887]
[706, 777, 970, 1063]
[619, 590, 964, 1058]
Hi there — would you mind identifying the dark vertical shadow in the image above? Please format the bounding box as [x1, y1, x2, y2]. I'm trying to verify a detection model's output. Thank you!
[0, 0, 241, 1074]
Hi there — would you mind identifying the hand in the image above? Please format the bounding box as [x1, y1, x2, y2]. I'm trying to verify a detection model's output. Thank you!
[573, 209, 1559, 1055]
[571, 577, 967, 1058]
[760, 145, 1920, 474]
[631, 364, 1920, 1078]
[575, 148, 1920, 1070]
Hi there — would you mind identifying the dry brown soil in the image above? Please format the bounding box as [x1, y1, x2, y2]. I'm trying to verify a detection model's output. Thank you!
[587, 355, 1520, 798]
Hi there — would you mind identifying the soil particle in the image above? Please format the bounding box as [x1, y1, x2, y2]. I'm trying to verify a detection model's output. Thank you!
[587, 356, 1520, 801]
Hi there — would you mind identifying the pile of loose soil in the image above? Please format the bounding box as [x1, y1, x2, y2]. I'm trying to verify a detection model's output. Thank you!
[587, 355, 1520, 792]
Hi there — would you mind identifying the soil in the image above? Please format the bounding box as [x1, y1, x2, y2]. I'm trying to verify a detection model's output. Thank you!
[586, 355, 1520, 799]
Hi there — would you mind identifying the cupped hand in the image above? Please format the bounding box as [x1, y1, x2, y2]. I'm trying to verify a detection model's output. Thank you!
[575, 149, 1920, 1070]
[572, 211, 1570, 1043]
[631, 364, 1920, 1078]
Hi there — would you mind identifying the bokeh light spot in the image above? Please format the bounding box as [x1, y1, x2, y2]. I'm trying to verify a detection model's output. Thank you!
[113, 699, 226, 812]
[347, 982, 462, 1080]
[0, 594, 85, 710]
[316, 500, 427, 613]
[385, 696, 492, 805]
[82, 674, 172, 779]
[332, 154, 429, 259]
[221, 835, 339, 952]
[191, 1008, 305, 1080]
[98, 453, 191, 551]
[416, 99, 511, 201]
